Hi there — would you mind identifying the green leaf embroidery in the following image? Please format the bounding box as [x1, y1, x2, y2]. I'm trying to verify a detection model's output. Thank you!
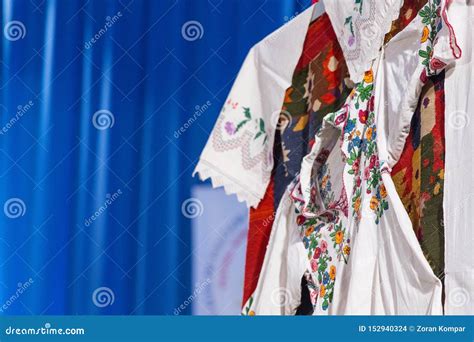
[243, 107, 251, 119]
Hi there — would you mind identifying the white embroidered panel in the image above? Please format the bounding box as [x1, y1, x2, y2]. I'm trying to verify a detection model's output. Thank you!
[323, 0, 404, 83]
[194, 5, 316, 208]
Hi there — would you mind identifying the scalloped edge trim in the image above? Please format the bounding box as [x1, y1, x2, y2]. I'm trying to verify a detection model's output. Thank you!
[193, 160, 263, 209]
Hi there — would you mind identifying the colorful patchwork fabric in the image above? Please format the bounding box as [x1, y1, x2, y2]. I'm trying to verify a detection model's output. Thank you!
[384, 0, 427, 43]
[245, 13, 350, 307]
[274, 13, 351, 201]
[392, 72, 446, 280]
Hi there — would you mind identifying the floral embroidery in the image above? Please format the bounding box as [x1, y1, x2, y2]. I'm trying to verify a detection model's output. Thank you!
[343, 0, 364, 45]
[318, 164, 335, 208]
[224, 121, 236, 135]
[331, 70, 389, 223]
[242, 296, 255, 316]
[298, 213, 341, 311]
[230, 105, 268, 145]
[418, 0, 444, 75]
[295, 190, 350, 312]
[330, 220, 350, 263]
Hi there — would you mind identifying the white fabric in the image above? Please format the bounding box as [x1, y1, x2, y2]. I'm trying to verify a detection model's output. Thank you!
[243, 0, 463, 315]
[243, 194, 308, 315]
[323, 0, 404, 83]
[193, 5, 317, 208]
[243, 61, 442, 315]
[443, 0, 474, 315]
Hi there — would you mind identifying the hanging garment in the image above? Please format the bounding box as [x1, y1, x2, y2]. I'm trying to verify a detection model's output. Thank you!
[442, 0, 474, 314]
[243, 0, 461, 315]
[193, 5, 317, 208]
[242, 12, 351, 306]
[243, 0, 427, 308]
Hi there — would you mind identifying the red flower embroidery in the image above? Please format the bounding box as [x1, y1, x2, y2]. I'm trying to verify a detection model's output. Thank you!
[296, 215, 306, 226]
[314, 247, 321, 259]
[369, 155, 378, 168]
[368, 96, 375, 112]
[430, 58, 446, 70]
[334, 112, 347, 126]
[358, 109, 368, 124]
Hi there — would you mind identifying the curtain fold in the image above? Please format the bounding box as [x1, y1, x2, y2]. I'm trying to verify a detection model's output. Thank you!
[0, 0, 310, 314]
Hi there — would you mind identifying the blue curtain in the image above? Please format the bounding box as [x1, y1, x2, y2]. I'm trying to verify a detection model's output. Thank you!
[0, 0, 311, 314]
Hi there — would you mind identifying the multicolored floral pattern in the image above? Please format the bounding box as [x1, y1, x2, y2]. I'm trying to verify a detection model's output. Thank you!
[418, 0, 446, 77]
[384, 0, 427, 43]
[329, 70, 389, 224]
[343, 0, 364, 45]
[225, 102, 268, 145]
[294, 195, 350, 311]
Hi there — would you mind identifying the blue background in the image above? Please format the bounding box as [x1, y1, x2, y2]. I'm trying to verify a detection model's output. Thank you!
[0, 0, 311, 314]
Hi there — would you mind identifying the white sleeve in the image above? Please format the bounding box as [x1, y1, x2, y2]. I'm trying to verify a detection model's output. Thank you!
[193, 5, 315, 208]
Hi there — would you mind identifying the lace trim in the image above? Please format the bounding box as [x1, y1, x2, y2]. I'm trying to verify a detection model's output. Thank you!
[193, 160, 262, 208]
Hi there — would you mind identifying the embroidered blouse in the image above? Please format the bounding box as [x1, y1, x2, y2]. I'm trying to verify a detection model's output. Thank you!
[242, 0, 461, 315]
